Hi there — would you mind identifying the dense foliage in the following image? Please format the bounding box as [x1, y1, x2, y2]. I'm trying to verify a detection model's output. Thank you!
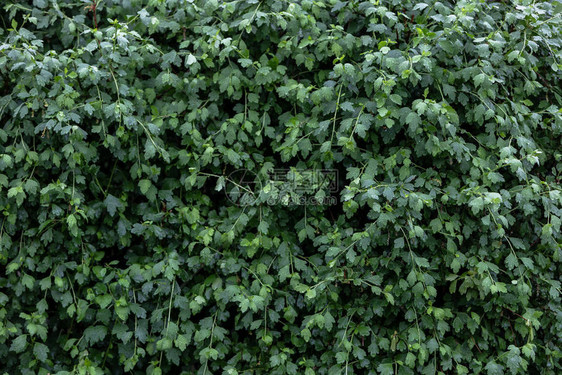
[1, 0, 562, 374]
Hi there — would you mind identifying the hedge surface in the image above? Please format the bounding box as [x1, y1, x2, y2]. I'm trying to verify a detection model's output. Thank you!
[1, 0, 562, 374]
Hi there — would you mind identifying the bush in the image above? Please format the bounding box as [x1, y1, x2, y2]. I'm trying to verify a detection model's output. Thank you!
[1, 0, 562, 374]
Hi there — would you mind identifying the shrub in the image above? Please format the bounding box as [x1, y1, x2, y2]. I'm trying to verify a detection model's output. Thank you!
[0, 0, 561, 374]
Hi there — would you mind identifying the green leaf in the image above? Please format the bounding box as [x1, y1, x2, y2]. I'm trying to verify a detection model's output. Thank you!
[469, 197, 484, 214]
[84, 326, 107, 345]
[405, 111, 421, 132]
[139, 179, 151, 194]
[505, 253, 518, 270]
[175, 334, 189, 351]
[185, 54, 197, 66]
[33, 343, 48, 362]
[301, 328, 311, 342]
[10, 335, 27, 353]
[389, 94, 402, 105]
[474, 73, 486, 87]
[104, 194, 122, 216]
[484, 361, 504, 375]
[377, 363, 394, 375]
[67, 214, 78, 237]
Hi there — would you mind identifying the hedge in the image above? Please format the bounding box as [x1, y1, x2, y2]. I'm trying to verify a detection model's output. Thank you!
[1, 0, 561, 374]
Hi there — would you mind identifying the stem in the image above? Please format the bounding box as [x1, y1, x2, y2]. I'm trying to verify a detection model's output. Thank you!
[92, 1, 98, 30]
[104, 160, 118, 198]
[330, 84, 343, 145]
[165, 279, 175, 336]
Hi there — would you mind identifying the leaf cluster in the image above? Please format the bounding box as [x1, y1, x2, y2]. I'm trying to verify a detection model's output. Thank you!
[0, 0, 561, 374]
